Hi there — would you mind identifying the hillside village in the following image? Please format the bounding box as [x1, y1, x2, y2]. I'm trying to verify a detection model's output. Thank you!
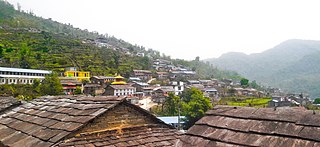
[1, 1, 320, 146]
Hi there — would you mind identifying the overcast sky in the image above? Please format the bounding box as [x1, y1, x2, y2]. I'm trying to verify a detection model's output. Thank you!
[6, 0, 320, 60]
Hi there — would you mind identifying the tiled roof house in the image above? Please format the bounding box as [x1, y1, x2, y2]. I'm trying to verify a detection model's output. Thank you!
[177, 105, 320, 146]
[0, 95, 181, 147]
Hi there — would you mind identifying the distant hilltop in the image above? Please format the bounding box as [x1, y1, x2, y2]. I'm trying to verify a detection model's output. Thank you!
[205, 39, 320, 98]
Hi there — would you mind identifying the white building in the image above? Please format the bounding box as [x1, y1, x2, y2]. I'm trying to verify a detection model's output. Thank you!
[0, 67, 51, 84]
[171, 81, 184, 95]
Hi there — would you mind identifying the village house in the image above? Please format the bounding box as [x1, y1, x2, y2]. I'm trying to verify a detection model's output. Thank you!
[0, 67, 51, 85]
[104, 75, 136, 96]
[90, 76, 115, 85]
[136, 52, 145, 57]
[187, 80, 200, 85]
[203, 87, 219, 98]
[104, 85, 136, 96]
[64, 67, 90, 82]
[177, 105, 320, 146]
[0, 95, 181, 146]
[94, 37, 108, 47]
[170, 81, 184, 95]
[128, 77, 141, 82]
[132, 82, 149, 92]
[199, 79, 215, 87]
[152, 86, 175, 103]
[170, 69, 196, 79]
[187, 84, 205, 91]
[156, 72, 169, 80]
[83, 84, 105, 95]
[59, 77, 83, 95]
[133, 70, 153, 81]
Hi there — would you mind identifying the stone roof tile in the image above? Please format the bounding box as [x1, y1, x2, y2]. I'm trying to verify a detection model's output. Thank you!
[178, 106, 320, 147]
[58, 125, 181, 147]
[0, 95, 126, 146]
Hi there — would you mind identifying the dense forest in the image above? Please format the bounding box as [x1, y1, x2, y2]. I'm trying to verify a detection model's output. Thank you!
[0, 0, 242, 80]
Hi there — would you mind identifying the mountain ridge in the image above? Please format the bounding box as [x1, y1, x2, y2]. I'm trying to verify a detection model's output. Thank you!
[206, 39, 320, 98]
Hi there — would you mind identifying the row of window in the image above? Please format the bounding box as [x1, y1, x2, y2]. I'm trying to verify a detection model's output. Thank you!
[115, 89, 134, 93]
[115, 92, 134, 96]
[0, 71, 48, 77]
[0, 78, 38, 84]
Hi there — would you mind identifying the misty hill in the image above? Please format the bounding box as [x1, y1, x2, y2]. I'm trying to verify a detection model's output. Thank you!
[0, 0, 241, 80]
[206, 39, 320, 98]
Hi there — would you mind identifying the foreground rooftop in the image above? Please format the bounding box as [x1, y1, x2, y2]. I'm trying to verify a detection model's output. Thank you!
[177, 105, 320, 146]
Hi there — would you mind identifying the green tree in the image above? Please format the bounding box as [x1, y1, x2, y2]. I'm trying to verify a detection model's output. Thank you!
[164, 92, 180, 116]
[0, 44, 3, 58]
[240, 78, 249, 87]
[182, 88, 213, 128]
[40, 73, 63, 95]
[250, 80, 258, 89]
[74, 86, 82, 95]
[313, 98, 320, 104]
[32, 79, 41, 96]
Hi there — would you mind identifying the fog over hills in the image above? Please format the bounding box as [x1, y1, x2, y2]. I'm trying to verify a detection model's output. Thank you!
[205, 39, 320, 98]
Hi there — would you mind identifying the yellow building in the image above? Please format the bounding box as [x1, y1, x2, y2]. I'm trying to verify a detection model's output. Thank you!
[111, 75, 127, 85]
[64, 70, 90, 82]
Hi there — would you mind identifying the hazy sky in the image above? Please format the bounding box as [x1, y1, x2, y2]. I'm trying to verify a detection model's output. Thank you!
[6, 0, 320, 60]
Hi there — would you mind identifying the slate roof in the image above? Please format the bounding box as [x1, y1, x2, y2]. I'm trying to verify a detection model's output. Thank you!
[177, 105, 320, 147]
[0, 95, 125, 147]
[58, 124, 181, 147]
[0, 97, 20, 113]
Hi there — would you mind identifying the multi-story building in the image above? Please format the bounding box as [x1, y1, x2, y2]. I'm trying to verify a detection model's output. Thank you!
[0, 67, 51, 84]
[171, 81, 184, 95]
[133, 70, 153, 81]
[104, 75, 136, 96]
[64, 67, 90, 82]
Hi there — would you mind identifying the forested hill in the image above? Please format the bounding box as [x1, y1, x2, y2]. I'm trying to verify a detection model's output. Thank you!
[205, 39, 320, 98]
[0, 0, 241, 80]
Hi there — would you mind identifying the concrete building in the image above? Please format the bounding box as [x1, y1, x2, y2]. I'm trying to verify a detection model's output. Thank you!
[0, 67, 51, 84]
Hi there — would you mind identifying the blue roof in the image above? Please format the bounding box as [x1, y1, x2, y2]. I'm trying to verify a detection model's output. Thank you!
[157, 116, 185, 124]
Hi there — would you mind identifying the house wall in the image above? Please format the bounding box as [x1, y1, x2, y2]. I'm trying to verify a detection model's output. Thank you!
[74, 102, 160, 134]
[104, 87, 115, 96]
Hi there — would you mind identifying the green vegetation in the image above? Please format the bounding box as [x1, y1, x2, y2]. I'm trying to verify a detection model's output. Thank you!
[217, 97, 272, 108]
[40, 73, 63, 96]
[240, 78, 249, 87]
[152, 88, 212, 129]
[313, 98, 320, 104]
[74, 86, 82, 95]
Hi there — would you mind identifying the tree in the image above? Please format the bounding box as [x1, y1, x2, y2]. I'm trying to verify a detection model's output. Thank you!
[314, 98, 320, 104]
[40, 73, 63, 95]
[250, 80, 258, 89]
[164, 92, 180, 116]
[74, 86, 82, 95]
[182, 88, 213, 128]
[32, 79, 41, 96]
[240, 78, 249, 87]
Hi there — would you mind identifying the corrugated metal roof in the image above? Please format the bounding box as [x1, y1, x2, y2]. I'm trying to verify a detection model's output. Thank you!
[158, 116, 186, 124]
[0, 67, 51, 74]
[0, 75, 46, 78]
